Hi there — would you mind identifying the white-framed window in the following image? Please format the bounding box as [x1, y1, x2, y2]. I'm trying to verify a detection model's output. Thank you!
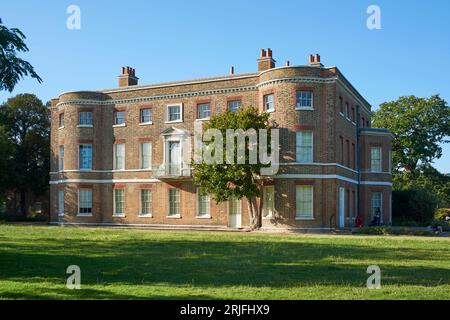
[140, 108, 152, 124]
[227, 100, 241, 112]
[262, 185, 274, 218]
[167, 104, 182, 122]
[296, 131, 313, 163]
[114, 189, 125, 216]
[296, 185, 313, 219]
[114, 111, 125, 125]
[78, 111, 93, 126]
[197, 103, 211, 119]
[78, 188, 92, 216]
[229, 197, 241, 215]
[371, 147, 382, 172]
[197, 190, 210, 217]
[59, 113, 64, 128]
[58, 189, 64, 216]
[140, 142, 152, 169]
[263, 94, 274, 112]
[114, 143, 125, 170]
[58, 145, 64, 171]
[140, 189, 152, 216]
[345, 102, 349, 119]
[371, 192, 382, 219]
[296, 91, 313, 109]
[168, 189, 180, 216]
[79, 144, 92, 170]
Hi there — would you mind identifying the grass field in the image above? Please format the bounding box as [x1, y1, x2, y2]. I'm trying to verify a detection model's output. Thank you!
[0, 224, 449, 299]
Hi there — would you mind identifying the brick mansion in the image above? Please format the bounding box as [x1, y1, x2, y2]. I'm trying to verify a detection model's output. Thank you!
[49, 49, 393, 230]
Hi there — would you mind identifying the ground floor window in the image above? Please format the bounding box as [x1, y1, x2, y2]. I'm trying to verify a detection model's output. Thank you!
[371, 191, 382, 220]
[168, 189, 180, 216]
[58, 190, 64, 216]
[140, 189, 152, 216]
[114, 189, 125, 216]
[296, 185, 313, 219]
[262, 186, 274, 218]
[229, 197, 241, 215]
[78, 189, 92, 215]
[197, 191, 210, 217]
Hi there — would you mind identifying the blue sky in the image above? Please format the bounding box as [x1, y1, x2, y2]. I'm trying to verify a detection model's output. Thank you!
[1, 0, 449, 172]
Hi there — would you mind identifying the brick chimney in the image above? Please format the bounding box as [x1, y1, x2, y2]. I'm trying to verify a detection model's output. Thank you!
[118, 66, 139, 87]
[257, 48, 276, 71]
[307, 53, 323, 67]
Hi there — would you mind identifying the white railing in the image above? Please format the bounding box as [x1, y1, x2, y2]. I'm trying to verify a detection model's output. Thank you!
[152, 164, 192, 178]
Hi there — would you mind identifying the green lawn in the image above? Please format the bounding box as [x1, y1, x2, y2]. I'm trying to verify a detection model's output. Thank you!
[0, 224, 449, 299]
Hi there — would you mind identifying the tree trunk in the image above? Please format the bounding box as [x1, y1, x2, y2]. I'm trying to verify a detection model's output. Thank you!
[19, 188, 27, 217]
[247, 196, 261, 230]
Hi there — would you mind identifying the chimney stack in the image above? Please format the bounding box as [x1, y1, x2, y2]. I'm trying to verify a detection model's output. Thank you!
[285, 60, 290, 66]
[118, 66, 139, 87]
[230, 66, 235, 75]
[257, 48, 276, 71]
[307, 53, 323, 67]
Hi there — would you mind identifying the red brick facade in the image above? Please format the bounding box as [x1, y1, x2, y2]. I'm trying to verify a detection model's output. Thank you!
[49, 49, 392, 229]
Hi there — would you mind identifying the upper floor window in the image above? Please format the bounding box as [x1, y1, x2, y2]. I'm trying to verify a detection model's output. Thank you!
[197, 103, 211, 119]
[351, 107, 355, 122]
[167, 104, 182, 122]
[79, 144, 92, 170]
[227, 100, 241, 112]
[140, 108, 152, 124]
[79, 111, 93, 126]
[262, 186, 274, 219]
[296, 185, 313, 219]
[361, 117, 365, 128]
[114, 111, 125, 125]
[263, 94, 275, 112]
[371, 147, 382, 172]
[59, 145, 64, 171]
[296, 131, 313, 163]
[339, 96, 343, 114]
[296, 91, 313, 109]
[140, 142, 152, 169]
[114, 143, 125, 170]
[78, 188, 92, 216]
[345, 102, 349, 118]
[59, 113, 64, 128]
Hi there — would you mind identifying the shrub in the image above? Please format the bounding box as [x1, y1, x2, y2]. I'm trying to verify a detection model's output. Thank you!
[392, 188, 438, 225]
[434, 208, 450, 221]
[352, 226, 435, 236]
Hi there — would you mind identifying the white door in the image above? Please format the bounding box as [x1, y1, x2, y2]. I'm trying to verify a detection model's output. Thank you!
[228, 198, 242, 228]
[168, 141, 180, 175]
[339, 187, 345, 228]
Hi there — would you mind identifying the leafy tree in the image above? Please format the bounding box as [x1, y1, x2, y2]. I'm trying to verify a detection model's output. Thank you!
[0, 94, 50, 215]
[0, 18, 42, 92]
[192, 107, 273, 230]
[0, 125, 13, 198]
[373, 95, 450, 177]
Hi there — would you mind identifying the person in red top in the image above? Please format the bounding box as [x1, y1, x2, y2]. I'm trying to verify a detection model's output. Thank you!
[354, 215, 363, 228]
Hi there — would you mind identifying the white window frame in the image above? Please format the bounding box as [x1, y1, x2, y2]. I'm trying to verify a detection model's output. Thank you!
[227, 100, 241, 112]
[78, 144, 92, 170]
[370, 147, 382, 172]
[78, 111, 93, 127]
[140, 142, 152, 170]
[167, 188, 181, 218]
[197, 189, 211, 218]
[262, 185, 275, 219]
[166, 103, 183, 123]
[139, 189, 153, 217]
[371, 191, 383, 222]
[77, 188, 93, 216]
[58, 145, 64, 171]
[59, 113, 65, 129]
[140, 108, 153, 125]
[296, 185, 314, 220]
[197, 103, 211, 120]
[113, 111, 126, 127]
[296, 91, 314, 110]
[113, 189, 125, 217]
[263, 94, 275, 112]
[114, 143, 125, 170]
[58, 189, 64, 216]
[296, 131, 313, 163]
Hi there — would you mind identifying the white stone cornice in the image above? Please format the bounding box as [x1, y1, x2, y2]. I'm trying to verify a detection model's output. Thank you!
[256, 76, 338, 88]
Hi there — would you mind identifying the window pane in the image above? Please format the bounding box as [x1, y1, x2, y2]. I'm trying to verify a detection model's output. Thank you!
[296, 186, 313, 219]
[79, 145, 92, 169]
[140, 108, 152, 123]
[296, 91, 313, 109]
[114, 189, 124, 215]
[168, 106, 181, 121]
[296, 131, 313, 163]
[371, 192, 382, 218]
[198, 192, 210, 216]
[263, 94, 274, 111]
[115, 144, 125, 170]
[140, 189, 152, 215]
[79, 189, 92, 214]
[262, 186, 274, 218]
[140, 142, 151, 169]
[197, 104, 211, 119]
[59, 146, 64, 170]
[227, 100, 241, 112]
[371, 148, 381, 172]
[79, 112, 93, 125]
[169, 189, 180, 216]
[58, 190, 64, 215]
[115, 111, 125, 125]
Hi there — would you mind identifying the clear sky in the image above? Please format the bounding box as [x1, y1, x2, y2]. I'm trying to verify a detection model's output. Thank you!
[1, 0, 449, 172]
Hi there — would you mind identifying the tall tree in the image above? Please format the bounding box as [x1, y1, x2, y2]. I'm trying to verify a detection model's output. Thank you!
[0, 125, 13, 198]
[0, 94, 49, 215]
[192, 107, 274, 230]
[0, 18, 42, 92]
[373, 95, 450, 178]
